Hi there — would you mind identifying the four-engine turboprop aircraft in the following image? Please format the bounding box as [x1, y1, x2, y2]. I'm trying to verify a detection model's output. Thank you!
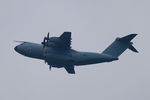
[14, 32, 138, 74]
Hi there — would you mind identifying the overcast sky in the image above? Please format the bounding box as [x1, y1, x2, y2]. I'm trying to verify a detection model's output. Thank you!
[0, 0, 150, 100]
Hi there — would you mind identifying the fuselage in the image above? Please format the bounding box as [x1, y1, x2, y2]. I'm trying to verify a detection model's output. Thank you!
[14, 42, 118, 68]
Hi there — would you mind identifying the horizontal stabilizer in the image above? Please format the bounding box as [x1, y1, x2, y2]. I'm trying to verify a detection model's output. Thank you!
[128, 45, 138, 53]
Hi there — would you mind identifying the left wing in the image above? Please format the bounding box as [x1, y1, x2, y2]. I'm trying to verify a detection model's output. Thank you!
[64, 65, 75, 74]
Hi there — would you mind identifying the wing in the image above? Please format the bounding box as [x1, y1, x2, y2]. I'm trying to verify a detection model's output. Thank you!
[59, 32, 72, 50]
[64, 65, 75, 74]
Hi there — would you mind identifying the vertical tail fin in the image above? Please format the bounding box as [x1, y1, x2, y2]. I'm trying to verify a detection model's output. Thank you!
[102, 34, 138, 57]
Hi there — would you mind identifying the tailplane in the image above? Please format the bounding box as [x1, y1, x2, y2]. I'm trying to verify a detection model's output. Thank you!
[102, 34, 138, 57]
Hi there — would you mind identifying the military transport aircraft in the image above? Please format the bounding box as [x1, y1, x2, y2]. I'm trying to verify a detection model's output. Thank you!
[14, 32, 138, 74]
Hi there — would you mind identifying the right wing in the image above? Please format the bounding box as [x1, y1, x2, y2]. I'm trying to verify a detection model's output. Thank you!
[47, 32, 72, 50]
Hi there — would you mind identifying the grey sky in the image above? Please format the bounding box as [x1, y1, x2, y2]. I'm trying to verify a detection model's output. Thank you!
[0, 0, 150, 100]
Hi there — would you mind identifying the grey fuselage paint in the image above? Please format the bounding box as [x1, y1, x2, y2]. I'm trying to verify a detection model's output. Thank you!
[14, 42, 118, 68]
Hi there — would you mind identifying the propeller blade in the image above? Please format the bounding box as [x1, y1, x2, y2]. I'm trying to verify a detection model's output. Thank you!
[49, 66, 51, 70]
[41, 32, 50, 48]
[47, 32, 49, 39]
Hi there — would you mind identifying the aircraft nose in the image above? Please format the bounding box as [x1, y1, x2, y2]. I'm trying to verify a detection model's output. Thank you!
[14, 44, 23, 54]
[14, 46, 18, 52]
[14, 43, 28, 55]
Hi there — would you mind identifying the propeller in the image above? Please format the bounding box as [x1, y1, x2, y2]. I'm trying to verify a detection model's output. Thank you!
[47, 32, 49, 39]
[41, 32, 52, 70]
[41, 32, 53, 71]
[49, 66, 52, 71]
[41, 32, 50, 47]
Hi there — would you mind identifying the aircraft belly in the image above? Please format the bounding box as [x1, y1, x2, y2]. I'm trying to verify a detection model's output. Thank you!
[44, 51, 117, 67]
[45, 53, 74, 67]
[74, 58, 104, 65]
[72, 53, 116, 66]
[72, 55, 103, 65]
